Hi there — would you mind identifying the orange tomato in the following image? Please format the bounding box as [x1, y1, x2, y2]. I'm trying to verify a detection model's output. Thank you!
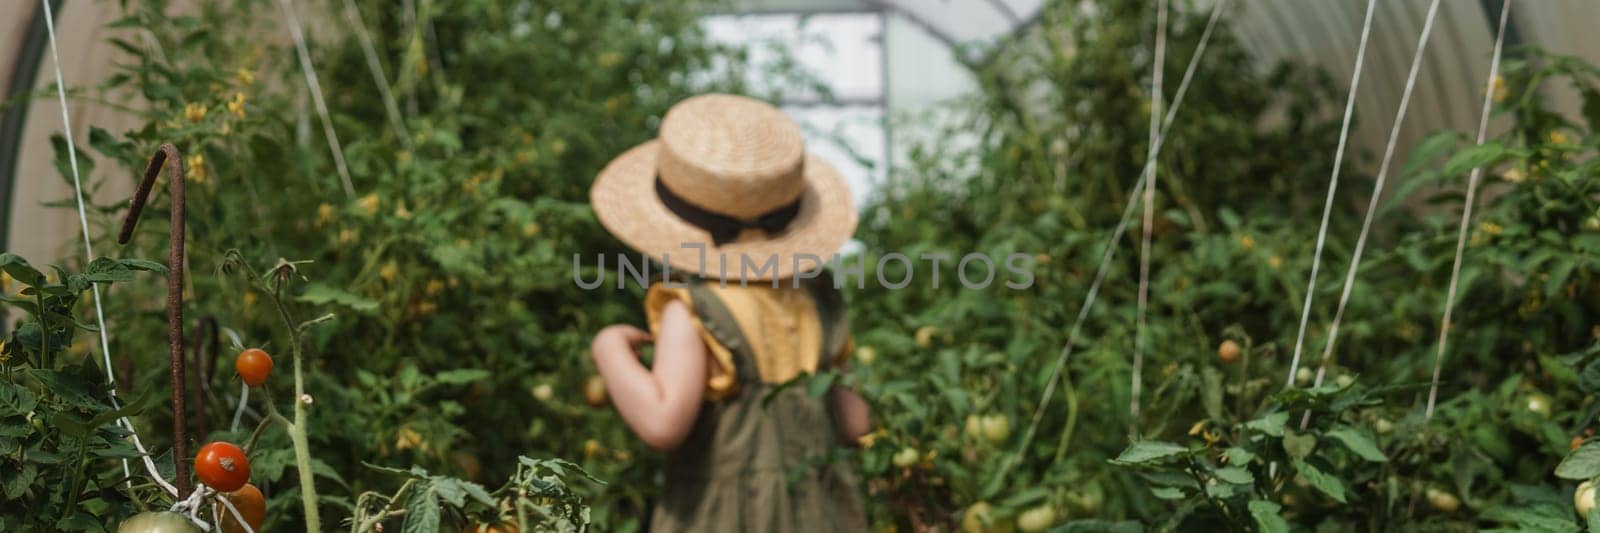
[584, 375, 608, 408]
[1217, 340, 1242, 363]
[235, 348, 273, 387]
[214, 483, 265, 533]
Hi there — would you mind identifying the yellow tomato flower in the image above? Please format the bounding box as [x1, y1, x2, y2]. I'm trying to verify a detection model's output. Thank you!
[235, 68, 256, 85]
[1268, 255, 1283, 270]
[184, 103, 207, 123]
[1504, 167, 1526, 184]
[395, 426, 424, 451]
[316, 203, 335, 225]
[227, 92, 247, 118]
[394, 202, 412, 220]
[337, 228, 358, 245]
[186, 153, 207, 183]
[1491, 75, 1507, 103]
[379, 260, 399, 284]
[425, 279, 445, 297]
[243, 291, 258, 308]
[357, 193, 380, 216]
[1238, 234, 1256, 251]
[1549, 131, 1570, 146]
[521, 222, 540, 238]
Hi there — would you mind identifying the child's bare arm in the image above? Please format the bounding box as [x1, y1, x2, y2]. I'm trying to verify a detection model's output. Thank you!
[831, 366, 872, 444]
[590, 300, 707, 451]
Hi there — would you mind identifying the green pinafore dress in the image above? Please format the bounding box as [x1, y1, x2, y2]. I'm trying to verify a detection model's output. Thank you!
[643, 278, 868, 532]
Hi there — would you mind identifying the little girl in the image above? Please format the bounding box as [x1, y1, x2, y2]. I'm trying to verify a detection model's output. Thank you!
[588, 94, 871, 531]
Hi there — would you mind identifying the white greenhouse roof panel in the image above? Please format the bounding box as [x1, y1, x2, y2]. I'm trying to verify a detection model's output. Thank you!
[729, 0, 1045, 46]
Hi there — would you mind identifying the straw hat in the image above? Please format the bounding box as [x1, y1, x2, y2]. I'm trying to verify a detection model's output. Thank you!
[590, 94, 856, 281]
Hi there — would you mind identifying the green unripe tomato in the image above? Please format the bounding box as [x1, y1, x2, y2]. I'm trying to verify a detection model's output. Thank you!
[980, 414, 1012, 443]
[892, 446, 920, 468]
[1016, 505, 1057, 532]
[1525, 393, 1553, 417]
[1577, 480, 1597, 517]
[118, 512, 201, 533]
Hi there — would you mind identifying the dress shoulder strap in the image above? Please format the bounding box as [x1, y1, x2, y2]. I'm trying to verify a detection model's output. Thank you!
[685, 280, 762, 383]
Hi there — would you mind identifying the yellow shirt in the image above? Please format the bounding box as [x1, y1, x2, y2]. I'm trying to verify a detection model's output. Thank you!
[645, 282, 853, 400]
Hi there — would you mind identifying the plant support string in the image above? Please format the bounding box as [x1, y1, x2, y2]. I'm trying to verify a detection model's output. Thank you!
[1426, 0, 1513, 419]
[1302, 0, 1444, 429]
[1284, 0, 1379, 390]
[1131, 0, 1169, 429]
[998, 0, 1228, 489]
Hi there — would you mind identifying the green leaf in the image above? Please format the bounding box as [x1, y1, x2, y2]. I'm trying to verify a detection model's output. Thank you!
[1281, 430, 1316, 459]
[1442, 141, 1507, 175]
[1401, 130, 1458, 177]
[1, 463, 37, 500]
[80, 258, 137, 283]
[1556, 441, 1600, 479]
[805, 370, 839, 398]
[1481, 503, 1581, 532]
[1149, 486, 1185, 500]
[402, 484, 441, 533]
[50, 412, 92, 438]
[0, 253, 45, 287]
[1326, 425, 1387, 462]
[1243, 412, 1288, 437]
[0, 382, 38, 415]
[430, 477, 469, 507]
[85, 386, 156, 429]
[433, 369, 491, 385]
[1248, 500, 1290, 533]
[296, 283, 380, 314]
[1292, 458, 1346, 503]
[116, 258, 166, 273]
[30, 369, 106, 410]
[1224, 447, 1256, 466]
[1111, 441, 1189, 466]
[252, 449, 298, 482]
[50, 134, 95, 186]
[1213, 466, 1253, 485]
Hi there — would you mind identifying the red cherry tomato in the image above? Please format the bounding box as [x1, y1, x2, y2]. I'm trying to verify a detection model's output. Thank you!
[235, 348, 274, 387]
[195, 441, 251, 492]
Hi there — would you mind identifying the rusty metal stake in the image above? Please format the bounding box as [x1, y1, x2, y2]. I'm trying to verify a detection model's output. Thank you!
[118, 143, 189, 496]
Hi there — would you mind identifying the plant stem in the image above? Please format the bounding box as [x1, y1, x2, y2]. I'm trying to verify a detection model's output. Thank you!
[264, 273, 321, 531]
[356, 479, 414, 532]
[1050, 371, 1080, 466]
[243, 410, 280, 453]
[1186, 461, 1240, 532]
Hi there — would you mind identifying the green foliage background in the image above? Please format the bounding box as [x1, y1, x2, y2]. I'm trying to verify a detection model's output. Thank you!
[4, 0, 1600, 531]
